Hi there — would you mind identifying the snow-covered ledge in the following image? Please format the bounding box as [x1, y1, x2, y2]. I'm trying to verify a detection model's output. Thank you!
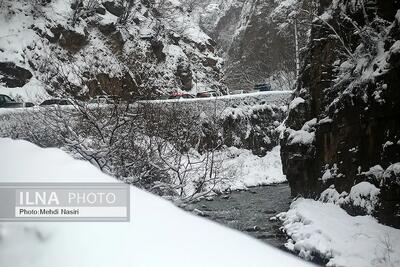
[0, 138, 310, 267]
[278, 199, 400, 266]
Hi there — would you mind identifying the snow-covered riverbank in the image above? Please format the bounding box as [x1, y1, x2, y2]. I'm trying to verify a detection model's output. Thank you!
[217, 145, 287, 189]
[180, 145, 287, 196]
[278, 198, 400, 267]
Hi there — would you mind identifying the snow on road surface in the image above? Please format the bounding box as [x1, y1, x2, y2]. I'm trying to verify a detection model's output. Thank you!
[278, 198, 400, 267]
[0, 90, 291, 117]
[146, 90, 293, 103]
[0, 138, 311, 267]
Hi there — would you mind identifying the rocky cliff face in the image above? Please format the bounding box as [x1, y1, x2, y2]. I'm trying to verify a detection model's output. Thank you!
[281, 0, 400, 227]
[192, 0, 298, 91]
[0, 0, 224, 103]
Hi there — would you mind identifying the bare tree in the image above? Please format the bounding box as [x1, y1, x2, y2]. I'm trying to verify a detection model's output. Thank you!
[271, 0, 318, 79]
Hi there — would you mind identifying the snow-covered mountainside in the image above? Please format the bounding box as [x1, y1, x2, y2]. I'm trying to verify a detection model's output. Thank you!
[0, 138, 311, 267]
[0, 0, 224, 103]
[189, 0, 300, 92]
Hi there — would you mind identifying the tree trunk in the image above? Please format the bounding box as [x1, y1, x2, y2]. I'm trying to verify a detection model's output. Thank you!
[294, 18, 300, 80]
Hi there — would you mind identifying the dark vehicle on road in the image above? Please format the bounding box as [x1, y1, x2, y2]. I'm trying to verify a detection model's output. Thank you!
[89, 95, 122, 104]
[196, 90, 222, 98]
[40, 99, 72, 106]
[254, 83, 271, 92]
[159, 95, 170, 100]
[0, 94, 24, 108]
[231, 90, 244, 95]
[25, 102, 35, 107]
[169, 92, 195, 99]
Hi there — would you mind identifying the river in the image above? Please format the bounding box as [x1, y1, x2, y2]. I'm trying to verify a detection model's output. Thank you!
[186, 183, 291, 249]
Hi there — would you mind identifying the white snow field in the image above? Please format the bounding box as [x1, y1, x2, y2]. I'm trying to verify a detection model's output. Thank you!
[0, 138, 311, 267]
[278, 199, 400, 267]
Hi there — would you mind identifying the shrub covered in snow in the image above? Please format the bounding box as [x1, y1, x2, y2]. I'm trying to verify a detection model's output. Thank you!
[361, 165, 385, 185]
[319, 184, 347, 205]
[0, 100, 288, 200]
[382, 163, 400, 187]
[346, 182, 381, 214]
[380, 162, 400, 201]
[319, 182, 380, 215]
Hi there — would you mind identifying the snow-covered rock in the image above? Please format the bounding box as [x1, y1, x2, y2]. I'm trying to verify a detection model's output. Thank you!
[287, 129, 315, 146]
[288, 97, 305, 111]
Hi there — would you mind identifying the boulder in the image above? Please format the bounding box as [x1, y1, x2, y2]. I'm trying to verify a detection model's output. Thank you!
[0, 62, 32, 88]
[151, 40, 166, 63]
[50, 26, 88, 53]
[176, 63, 192, 91]
[103, 1, 124, 17]
[59, 29, 88, 52]
[95, 6, 106, 15]
[86, 72, 140, 100]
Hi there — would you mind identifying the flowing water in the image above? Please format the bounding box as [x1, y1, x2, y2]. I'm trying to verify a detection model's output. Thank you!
[187, 183, 292, 248]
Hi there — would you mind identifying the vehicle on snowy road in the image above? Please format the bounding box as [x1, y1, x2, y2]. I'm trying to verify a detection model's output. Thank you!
[0, 94, 34, 108]
[231, 90, 244, 95]
[39, 99, 73, 107]
[89, 95, 123, 104]
[196, 90, 222, 98]
[168, 92, 195, 99]
[254, 83, 272, 92]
